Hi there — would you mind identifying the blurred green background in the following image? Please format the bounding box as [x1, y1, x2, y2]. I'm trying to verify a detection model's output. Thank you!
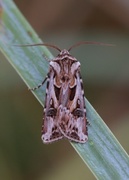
[0, 0, 129, 179]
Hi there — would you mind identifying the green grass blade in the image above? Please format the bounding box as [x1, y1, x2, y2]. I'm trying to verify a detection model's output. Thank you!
[1, 0, 129, 179]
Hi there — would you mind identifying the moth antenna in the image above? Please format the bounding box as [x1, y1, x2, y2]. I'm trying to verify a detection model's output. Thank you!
[13, 43, 61, 52]
[68, 41, 115, 52]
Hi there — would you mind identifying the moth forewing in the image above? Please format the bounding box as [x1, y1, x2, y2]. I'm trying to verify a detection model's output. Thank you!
[41, 67, 63, 143]
[58, 59, 88, 143]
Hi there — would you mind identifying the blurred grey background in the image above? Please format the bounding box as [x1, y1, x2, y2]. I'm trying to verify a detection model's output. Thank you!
[0, 0, 129, 180]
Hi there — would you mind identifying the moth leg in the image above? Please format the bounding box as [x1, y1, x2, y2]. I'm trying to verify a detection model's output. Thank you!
[29, 75, 48, 91]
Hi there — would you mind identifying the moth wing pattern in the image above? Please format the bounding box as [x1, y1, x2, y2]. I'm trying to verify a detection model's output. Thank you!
[41, 49, 88, 143]
[58, 62, 88, 143]
[41, 68, 63, 143]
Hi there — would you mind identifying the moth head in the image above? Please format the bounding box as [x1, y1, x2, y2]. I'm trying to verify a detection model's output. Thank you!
[59, 49, 69, 55]
[55, 49, 77, 61]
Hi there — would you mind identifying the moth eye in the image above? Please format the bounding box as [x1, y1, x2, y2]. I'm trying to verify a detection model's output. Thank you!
[73, 108, 83, 117]
[46, 108, 57, 116]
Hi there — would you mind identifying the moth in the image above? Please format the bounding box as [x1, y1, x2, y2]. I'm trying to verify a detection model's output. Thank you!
[30, 42, 90, 144]
[17, 41, 110, 143]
